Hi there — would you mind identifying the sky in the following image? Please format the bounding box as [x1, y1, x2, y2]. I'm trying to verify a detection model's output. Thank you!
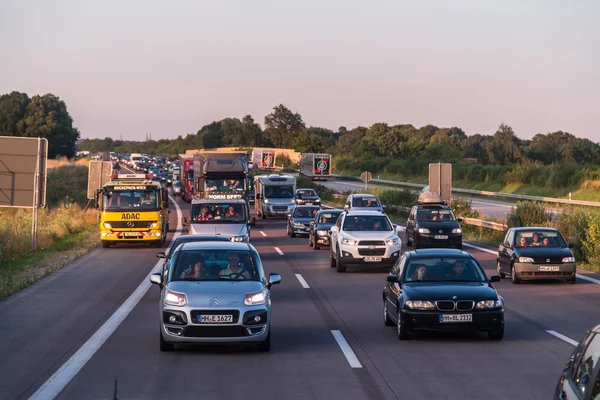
[0, 0, 598, 142]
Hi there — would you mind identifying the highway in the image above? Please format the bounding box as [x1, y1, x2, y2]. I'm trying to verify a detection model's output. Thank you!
[2, 190, 600, 399]
[321, 179, 514, 219]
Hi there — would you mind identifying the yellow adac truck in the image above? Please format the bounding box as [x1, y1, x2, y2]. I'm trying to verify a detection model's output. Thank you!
[95, 173, 170, 248]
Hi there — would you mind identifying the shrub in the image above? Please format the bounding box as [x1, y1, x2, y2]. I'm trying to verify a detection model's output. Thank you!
[581, 214, 600, 265]
[451, 197, 481, 218]
[46, 165, 89, 208]
[277, 154, 295, 168]
[506, 201, 552, 227]
[369, 188, 417, 208]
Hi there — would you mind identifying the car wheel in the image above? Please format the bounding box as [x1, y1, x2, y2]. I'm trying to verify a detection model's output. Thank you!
[257, 325, 271, 352]
[309, 236, 313, 247]
[261, 212, 266, 220]
[414, 235, 421, 249]
[567, 278, 576, 284]
[286, 225, 291, 236]
[336, 249, 346, 273]
[497, 261, 506, 279]
[290, 228, 296, 238]
[488, 327, 504, 340]
[397, 309, 412, 340]
[159, 329, 174, 352]
[511, 264, 520, 284]
[329, 251, 336, 268]
[383, 299, 394, 326]
[102, 241, 110, 248]
[313, 236, 320, 250]
[406, 232, 413, 247]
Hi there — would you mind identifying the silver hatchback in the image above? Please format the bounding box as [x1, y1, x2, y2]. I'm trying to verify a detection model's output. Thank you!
[150, 241, 281, 352]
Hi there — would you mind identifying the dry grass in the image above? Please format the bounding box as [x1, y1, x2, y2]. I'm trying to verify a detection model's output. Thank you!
[47, 157, 90, 170]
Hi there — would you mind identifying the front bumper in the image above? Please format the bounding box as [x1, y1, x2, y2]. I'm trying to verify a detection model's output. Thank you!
[291, 224, 311, 235]
[513, 262, 576, 280]
[338, 243, 401, 266]
[263, 204, 294, 217]
[400, 308, 504, 333]
[100, 230, 163, 242]
[161, 307, 269, 344]
[296, 200, 321, 206]
[315, 233, 331, 246]
[417, 233, 462, 247]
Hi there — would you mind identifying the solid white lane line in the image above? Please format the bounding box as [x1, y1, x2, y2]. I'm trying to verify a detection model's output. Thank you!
[274, 247, 284, 255]
[30, 196, 183, 400]
[463, 243, 496, 255]
[331, 330, 362, 368]
[576, 274, 600, 284]
[546, 330, 578, 347]
[295, 274, 310, 289]
[259, 231, 267, 237]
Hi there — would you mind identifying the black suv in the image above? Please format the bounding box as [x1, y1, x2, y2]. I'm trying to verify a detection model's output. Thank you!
[405, 197, 463, 249]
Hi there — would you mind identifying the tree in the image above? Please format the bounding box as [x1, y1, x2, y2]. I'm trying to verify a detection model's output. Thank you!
[0, 91, 30, 136]
[242, 115, 270, 147]
[197, 121, 224, 148]
[264, 104, 306, 148]
[481, 124, 522, 165]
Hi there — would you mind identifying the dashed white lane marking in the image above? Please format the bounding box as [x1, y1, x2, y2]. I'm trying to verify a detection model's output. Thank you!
[274, 247, 284, 255]
[295, 274, 310, 289]
[259, 231, 267, 237]
[331, 330, 362, 368]
[29, 196, 183, 400]
[546, 330, 578, 346]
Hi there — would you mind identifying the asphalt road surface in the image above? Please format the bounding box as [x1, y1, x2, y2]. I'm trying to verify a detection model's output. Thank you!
[2, 193, 600, 399]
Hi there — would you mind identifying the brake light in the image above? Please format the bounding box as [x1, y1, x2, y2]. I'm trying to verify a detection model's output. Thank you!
[146, 174, 153, 179]
[110, 174, 118, 179]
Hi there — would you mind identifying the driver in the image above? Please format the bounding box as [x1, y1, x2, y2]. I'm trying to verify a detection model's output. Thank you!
[452, 260, 474, 280]
[219, 255, 251, 279]
[141, 192, 155, 206]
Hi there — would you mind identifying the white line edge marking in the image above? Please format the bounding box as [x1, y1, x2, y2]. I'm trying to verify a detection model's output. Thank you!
[295, 273, 310, 289]
[462, 243, 599, 285]
[546, 330, 578, 346]
[331, 330, 362, 368]
[29, 195, 183, 400]
[259, 231, 267, 237]
[274, 247, 284, 255]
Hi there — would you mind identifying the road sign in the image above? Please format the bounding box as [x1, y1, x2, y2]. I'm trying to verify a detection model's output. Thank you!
[361, 171, 372, 183]
[87, 161, 113, 199]
[429, 163, 452, 203]
[0, 136, 48, 208]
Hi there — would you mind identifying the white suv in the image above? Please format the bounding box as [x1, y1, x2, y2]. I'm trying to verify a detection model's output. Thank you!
[329, 210, 403, 273]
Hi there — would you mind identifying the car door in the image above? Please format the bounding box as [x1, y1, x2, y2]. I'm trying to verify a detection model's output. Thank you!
[331, 214, 343, 255]
[386, 255, 406, 318]
[498, 229, 514, 272]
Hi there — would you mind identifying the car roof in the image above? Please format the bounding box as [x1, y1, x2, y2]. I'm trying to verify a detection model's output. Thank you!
[172, 234, 230, 243]
[416, 204, 451, 210]
[352, 194, 378, 198]
[179, 241, 253, 251]
[318, 208, 343, 214]
[345, 210, 387, 216]
[408, 248, 473, 258]
[512, 227, 559, 232]
[296, 188, 316, 191]
[294, 204, 320, 208]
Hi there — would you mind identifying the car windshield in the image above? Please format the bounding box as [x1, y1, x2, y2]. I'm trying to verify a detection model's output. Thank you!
[352, 197, 380, 207]
[343, 215, 392, 231]
[206, 179, 245, 192]
[186, 170, 194, 181]
[297, 189, 317, 197]
[293, 207, 319, 218]
[404, 257, 486, 283]
[417, 209, 456, 222]
[190, 203, 247, 223]
[265, 185, 294, 199]
[318, 211, 342, 224]
[171, 249, 260, 282]
[515, 230, 567, 247]
[102, 188, 159, 211]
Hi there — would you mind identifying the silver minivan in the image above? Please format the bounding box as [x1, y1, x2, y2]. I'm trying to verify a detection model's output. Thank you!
[150, 241, 281, 352]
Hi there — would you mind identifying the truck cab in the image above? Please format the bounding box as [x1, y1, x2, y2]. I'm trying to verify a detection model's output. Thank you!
[255, 175, 297, 218]
[182, 199, 251, 243]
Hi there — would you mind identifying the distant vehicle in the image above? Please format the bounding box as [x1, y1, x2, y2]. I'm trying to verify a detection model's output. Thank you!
[309, 209, 344, 250]
[294, 188, 321, 206]
[383, 248, 504, 340]
[179, 154, 195, 202]
[150, 241, 281, 352]
[254, 175, 296, 218]
[172, 180, 181, 196]
[286, 205, 320, 237]
[252, 149, 276, 170]
[182, 199, 251, 243]
[343, 193, 385, 213]
[496, 227, 576, 284]
[156, 234, 230, 272]
[130, 153, 143, 166]
[554, 323, 600, 399]
[299, 153, 331, 181]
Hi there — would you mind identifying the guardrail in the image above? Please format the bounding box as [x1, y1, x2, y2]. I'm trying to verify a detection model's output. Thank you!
[330, 174, 600, 208]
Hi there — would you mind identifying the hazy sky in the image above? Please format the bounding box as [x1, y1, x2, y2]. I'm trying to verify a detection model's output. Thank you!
[1, 0, 598, 142]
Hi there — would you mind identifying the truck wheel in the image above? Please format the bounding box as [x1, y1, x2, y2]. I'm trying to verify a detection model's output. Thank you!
[102, 241, 110, 248]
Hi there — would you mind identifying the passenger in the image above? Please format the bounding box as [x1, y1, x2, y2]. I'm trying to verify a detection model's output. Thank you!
[542, 237, 550, 247]
[196, 206, 213, 221]
[518, 236, 528, 247]
[411, 264, 428, 281]
[452, 260, 474, 280]
[225, 205, 240, 218]
[531, 233, 542, 246]
[180, 260, 204, 279]
[373, 221, 382, 231]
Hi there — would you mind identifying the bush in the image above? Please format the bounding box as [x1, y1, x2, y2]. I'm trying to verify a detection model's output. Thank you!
[277, 154, 295, 168]
[46, 165, 89, 208]
[506, 201, 552, 227]
[581, 214, 600, 265]
[451, 197, 481, 218]
[368, 188, 417, 208]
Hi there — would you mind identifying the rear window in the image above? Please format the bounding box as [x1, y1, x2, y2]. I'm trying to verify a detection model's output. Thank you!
[352, 197, 380, 207]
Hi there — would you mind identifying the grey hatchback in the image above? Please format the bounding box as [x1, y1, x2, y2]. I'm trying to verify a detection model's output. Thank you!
[150, 241, 281, 352]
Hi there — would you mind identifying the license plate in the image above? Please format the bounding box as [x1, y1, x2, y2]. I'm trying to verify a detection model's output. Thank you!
[439, 314, 472, 323]
[363, 256, 382, 262]
[434, 235, 448, 239]
[538, 265, 560, 271]
[124, 232, 139, 237]
[197, 314, 233, 323]
[305, 202, 313, 205]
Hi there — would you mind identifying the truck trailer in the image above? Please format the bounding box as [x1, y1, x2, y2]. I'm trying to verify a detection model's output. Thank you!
[251, 149, 276, 170]
[299, 153, 331, 181]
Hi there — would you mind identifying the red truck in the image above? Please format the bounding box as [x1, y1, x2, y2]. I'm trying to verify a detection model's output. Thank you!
[179, 154, 195, 202]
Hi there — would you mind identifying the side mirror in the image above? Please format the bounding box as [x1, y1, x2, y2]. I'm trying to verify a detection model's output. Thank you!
[328, 230, 332, 236]
[94, 189, 101, 209]
[181, 217, 189, 226]
[256, 193, 262, 199]
[162, 201, 168, 209]
[344, 204, 349, 210]
[268, 273, 281, 289]
[387, 275, 399, 283]
[382, 205, 387, 209]
[150, 272, 163, 286]
[489, 274, 501, 283]
[156, 251, 166, 258]
[503, 241, 511, 249]
[457, 218, 464, 223]
[395, 226, 404, 234]
[287, 214, 291, 218]
[309, 220, 315, 225]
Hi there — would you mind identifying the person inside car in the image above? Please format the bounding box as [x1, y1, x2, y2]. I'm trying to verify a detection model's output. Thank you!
[517, 236, 528, 247]
[196, 206, 213, 221]
[451, 260, 475, 280]
[219, 255, 251, 280]
[225, 205, 240, 218]
[531, 233, 542, 246]
[411, 264, 428, 281]
[180, 260, 204, 279]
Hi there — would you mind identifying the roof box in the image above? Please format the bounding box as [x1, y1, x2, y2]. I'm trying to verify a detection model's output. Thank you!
[418, 191, 446, 205]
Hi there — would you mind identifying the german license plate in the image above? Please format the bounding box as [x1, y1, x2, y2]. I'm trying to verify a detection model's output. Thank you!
[363, 256, 382, 262]
[197, 314, 233, 323]
[434, 235, 448, 239]
[439, 314, 472, 323]
[538, 265, 560, 271]
[305, 202, 313, 205]
[124, 232, 139, 237]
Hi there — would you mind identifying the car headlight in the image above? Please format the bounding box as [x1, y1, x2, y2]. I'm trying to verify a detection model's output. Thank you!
[562, 257, 575, 263]
[418, 228, 430, 234]
[289, 199, 295, 204]
[316, 198, 321, 203]
[150, 222, 158, 229]
[264, 199, 270, 204]
[232, 235, 247, 242]
[405, 300, 435, 310]
[519, 257, 534, 263]
[317, 230, 328, 236]
[341, 238, 356, 245]
[476, 300, 502, 309]
[244, 288, 268, 306]
[452, 228, 462, 234]
[164, 289, 187, 306]
[387, 238, 399, 245]
[103, 222, 112, 229]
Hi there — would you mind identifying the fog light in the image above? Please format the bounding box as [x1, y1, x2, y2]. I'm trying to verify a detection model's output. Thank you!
[169, 315, 177, 323]
[393, 252, 399, 257]
[254, 316, 261, 322]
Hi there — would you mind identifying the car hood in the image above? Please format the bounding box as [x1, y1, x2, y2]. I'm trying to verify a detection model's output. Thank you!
[189, 223, 247, 237]
[402, 282, 498, 301]
[344, 231, 397, 240]
[167, 280, 265, 307]
[513, 246, 573, 258]
[291, 217, 313, 224]
[316, 223, 335, 230]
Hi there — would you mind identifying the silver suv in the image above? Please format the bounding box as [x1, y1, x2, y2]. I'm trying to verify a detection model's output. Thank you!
[344, 193, 385, 213]
[329, 210, 403, 272]
[150, 241, 281, 352]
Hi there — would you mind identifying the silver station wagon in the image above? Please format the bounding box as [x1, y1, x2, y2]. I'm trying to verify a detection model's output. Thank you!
[150, 241, 281, 352]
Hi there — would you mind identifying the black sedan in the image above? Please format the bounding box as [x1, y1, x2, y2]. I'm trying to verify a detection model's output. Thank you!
[383, 249, 504, 340]
[295, 188, 321, 206]
[497, 227, 576, 284]
[308, 209, 343, 250]
[287, 205, 320, 237]
[554, 323, 600, 399]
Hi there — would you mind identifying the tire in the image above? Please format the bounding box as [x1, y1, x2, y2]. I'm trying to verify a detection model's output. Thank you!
[159, 330, 175, 352]
[488, 327, 504, 340]
[329, 251, 336, 268]
[290, 229, 296, 238]
[309, 236, 313, 247]
[261, 211, 266, 220]
[286, 225, 291, 236]
[397, 309, 412, 340]
[567, 278, 576, 284]
[336, 249, 346, 273]
[313, 237, 320, 250]
[414, 235, 422, 250]
[102, 241, 110, 248]
[511, 264, 521, 284]
[383, 299, 394, 326]
[257, 326, 271, 352]
[406, 231, 413, 247]
[497, 261, 506, 279]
